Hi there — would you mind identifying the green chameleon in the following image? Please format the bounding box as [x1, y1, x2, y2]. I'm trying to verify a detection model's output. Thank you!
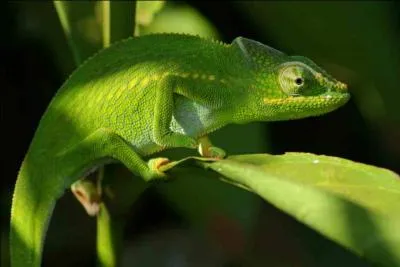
[10, 33, 349, 267]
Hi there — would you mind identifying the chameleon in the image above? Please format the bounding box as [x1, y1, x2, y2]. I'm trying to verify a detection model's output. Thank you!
[10, 33, 349, 267]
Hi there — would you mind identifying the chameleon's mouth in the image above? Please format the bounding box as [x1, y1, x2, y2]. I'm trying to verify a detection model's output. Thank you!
[263, 92, 350, 113]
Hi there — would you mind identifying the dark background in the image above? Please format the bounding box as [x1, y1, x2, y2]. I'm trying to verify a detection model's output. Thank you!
[1, 1, 399, 267]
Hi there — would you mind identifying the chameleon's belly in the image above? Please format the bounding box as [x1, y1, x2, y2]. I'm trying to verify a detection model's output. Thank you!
[171, 95, 214, 136]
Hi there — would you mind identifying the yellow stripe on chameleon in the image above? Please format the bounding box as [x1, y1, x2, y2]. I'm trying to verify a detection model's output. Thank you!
[263, 96, 330, 105]
[114, 88, 123, 100]
[140, 77, 150, 87]
[337, 82, 347, 90]
[151, 75, 160, 80]
[128, 79, 138, 89]
[263, 97, 303, 105]
[106, 92, 114, 101]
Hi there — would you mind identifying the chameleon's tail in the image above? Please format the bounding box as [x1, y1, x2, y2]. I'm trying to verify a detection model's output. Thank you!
[10, 156, 60, 267]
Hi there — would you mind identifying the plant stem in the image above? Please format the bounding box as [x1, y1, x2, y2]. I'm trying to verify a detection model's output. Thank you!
[95, 164, 147, 267]
[102, 1, 111, 48]
[53, 1, 82, 65]
[102, 1, 136, 47]
[96, 203, 126, 267]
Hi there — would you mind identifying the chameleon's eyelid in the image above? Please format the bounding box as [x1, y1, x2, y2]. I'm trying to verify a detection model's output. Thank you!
[278, 61, 316, 75]
[289, 92, 301, 97]
[277, 64, 306, 84]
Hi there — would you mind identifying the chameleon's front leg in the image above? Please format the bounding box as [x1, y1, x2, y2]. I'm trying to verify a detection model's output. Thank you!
[153, 77, 198, 149]
[153, 77, 226, 159]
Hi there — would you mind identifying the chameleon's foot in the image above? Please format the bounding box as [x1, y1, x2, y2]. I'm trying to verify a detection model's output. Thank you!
[71, 180, 101, 216]
[205, 146, 226, 159]
[147, 157, 170, 178]
[198, 136, 226, 159]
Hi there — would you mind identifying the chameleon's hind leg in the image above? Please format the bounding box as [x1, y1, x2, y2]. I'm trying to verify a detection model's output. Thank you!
[58, 127, 168, 202]
[61, 128, 170, 215]
[71, 157, 170, 216]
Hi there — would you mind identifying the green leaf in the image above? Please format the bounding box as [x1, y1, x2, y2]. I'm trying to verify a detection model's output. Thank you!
[136, 0, 165, 26]
[161, 153, 400, 267]
[139, 2, 219, 39]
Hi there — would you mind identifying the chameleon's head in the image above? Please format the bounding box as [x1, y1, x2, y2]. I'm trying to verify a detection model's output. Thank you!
[231, 37, 350, 122]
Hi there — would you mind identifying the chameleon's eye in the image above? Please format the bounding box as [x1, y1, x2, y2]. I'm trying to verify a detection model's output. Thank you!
[278, 65, 307, 96]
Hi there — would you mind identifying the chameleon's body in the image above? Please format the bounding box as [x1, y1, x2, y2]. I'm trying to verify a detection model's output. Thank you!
[10, 33, 349, 266]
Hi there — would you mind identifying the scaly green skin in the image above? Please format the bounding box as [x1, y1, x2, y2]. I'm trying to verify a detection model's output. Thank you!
[10, 33, 349, 267]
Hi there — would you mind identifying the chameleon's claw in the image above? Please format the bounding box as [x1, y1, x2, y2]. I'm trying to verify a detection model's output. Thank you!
[147, 157, 170, 178]
[205, 146, 226, 159]
[197, 136, 226, 159]
[71, 180, 101, 216]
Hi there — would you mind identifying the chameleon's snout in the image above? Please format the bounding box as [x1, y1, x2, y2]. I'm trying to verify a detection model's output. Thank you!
[332, 81, 348, 93]
[314, 72, 348, 94]
[327, 80, 350, 104]
[337, 81, 347, 90]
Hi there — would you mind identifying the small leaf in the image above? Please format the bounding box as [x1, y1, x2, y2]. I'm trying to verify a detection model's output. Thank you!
[138, 2, 219, 39]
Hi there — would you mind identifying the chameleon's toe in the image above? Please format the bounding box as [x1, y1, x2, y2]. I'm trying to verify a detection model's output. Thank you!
[147, 157, 170, 178]
[197, 136, 226, 159]
[206, 146, 226, 159]
[71, 181, 101, 216]
[199, 144, 226, 159]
